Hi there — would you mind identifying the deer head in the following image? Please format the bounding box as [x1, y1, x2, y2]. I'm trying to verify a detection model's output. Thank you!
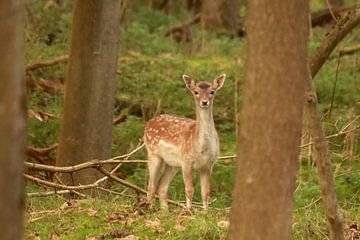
[182, 74, 226, 109]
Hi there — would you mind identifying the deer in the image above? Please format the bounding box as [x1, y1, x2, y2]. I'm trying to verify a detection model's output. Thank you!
[143, 74, 226, 211]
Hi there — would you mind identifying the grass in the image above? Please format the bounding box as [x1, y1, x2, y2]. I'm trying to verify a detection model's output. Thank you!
[24, 0, 359, 239]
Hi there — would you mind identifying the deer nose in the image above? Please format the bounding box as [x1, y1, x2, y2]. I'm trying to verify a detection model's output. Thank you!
[201, 100, 209, 107]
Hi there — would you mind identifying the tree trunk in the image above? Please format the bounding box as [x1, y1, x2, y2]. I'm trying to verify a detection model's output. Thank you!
[329, 0, 343, 8]
[201, 0, 239, 34]
[56, 1, 120, 187]
[222, 0, 239, 35]
[0, 1, 26, 239]
[201, 0, 223, 31]
[304, 74, 344, 240]
[228, 0, 309, 239]
[304, 10, 360, 240]
[187, 0, 201, 14]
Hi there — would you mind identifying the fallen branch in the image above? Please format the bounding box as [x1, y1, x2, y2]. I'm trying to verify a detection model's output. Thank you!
[165, 13, 200, 43]
[26, 143, 59, 165]
[26, 55, 68, 71]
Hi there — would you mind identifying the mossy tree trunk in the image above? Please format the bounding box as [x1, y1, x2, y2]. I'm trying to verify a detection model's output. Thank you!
[0, 1, 26, 239]
[56, 1, 120, 188]
[228, 0, 309, 239]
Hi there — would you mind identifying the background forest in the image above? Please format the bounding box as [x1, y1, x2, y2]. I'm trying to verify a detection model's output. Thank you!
[21, 0, 360, 239]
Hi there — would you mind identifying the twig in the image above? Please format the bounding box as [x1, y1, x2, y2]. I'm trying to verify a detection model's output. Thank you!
[325, 0, 339, 23]
[328, 53, 341, 118]
[25, 159, 147, 173]
[301, 197, 323, 210]
[299, 125, 360, 148]
[27, 190, 73, 197]
[25, 174, 98, 190]
[299, 170, 360, 210]
[53, 173, 86, 198]
[339, 44, 360, 56]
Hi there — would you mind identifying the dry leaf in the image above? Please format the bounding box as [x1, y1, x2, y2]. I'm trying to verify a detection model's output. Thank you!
[217, 220, 230, 229]
[145, 219, 161, 229]
[86, 208, 97, 217]
[60, 202, 70, 210]
[50, 232, 60, 240]
[174, 221, 186, 232]
[85, 236, 96, 240]
[120, 235, 139, 240]
[105, 212, 124, 223]
[27, 109, 44, 122]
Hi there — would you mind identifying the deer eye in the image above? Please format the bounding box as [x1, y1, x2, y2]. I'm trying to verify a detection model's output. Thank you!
[210, 91, 215, 95]
[194, 91, 199, 95]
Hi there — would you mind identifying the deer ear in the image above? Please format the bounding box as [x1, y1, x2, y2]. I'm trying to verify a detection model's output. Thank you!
[213, 74, 226, 90]
[183, 75, 196, 91]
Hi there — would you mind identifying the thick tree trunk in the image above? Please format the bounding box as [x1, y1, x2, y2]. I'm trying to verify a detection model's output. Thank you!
[56, 1, 120, 187]
[228, 1, 309, 239]
[0, 1, 26, 239]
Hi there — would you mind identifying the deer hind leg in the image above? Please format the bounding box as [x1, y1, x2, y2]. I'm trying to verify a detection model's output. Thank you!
[147, 154, 164, 205]
[200, 168, 211, 210]
[182, 164, 194, 210]
[157, 165, 178, 210]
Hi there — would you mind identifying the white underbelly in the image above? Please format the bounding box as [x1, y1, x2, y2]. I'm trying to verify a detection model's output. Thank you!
[158, 140, 182, 167]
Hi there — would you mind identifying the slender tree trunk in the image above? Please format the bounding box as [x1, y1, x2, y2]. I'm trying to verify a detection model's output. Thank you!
[0, 1, 26, 239]
[304, 73, 344, 240]
[56, 1, 120, 187]
[228, 0, 309, 239]
[303, 10, 360, 240]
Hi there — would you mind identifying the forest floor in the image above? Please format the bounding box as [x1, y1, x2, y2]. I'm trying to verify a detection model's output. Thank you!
[25, 1, 360, 239]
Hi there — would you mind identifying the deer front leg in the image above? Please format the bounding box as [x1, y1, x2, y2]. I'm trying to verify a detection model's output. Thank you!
[182, 164, 193, 210]
[200, 169, 211, 210]
[157, 165, 178, 210]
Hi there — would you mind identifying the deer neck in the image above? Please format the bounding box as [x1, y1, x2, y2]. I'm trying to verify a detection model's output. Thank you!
[194, 105, 216, 146]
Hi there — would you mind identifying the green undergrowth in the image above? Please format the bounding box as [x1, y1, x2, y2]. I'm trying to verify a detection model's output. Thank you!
[25, 0, 359, 239]
[25, 163, 360, 239]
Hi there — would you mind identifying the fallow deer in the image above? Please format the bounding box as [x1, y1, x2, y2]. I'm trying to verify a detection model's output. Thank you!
[144, 74, 226, 210]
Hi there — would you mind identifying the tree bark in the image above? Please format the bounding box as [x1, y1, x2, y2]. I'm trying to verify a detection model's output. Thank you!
[304, 9, 360, 240]
[0, 1, 26, 239]
[201, 0, 223, 31]
[304, 74, 344, 240]
[329, 0, 343, 8]
[56, 1, 120, 187]
[310, 10, 360, 77]
[228, 1, 309, 240]
[201, 0, 239, 34]
[222, 0, 239, 35]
